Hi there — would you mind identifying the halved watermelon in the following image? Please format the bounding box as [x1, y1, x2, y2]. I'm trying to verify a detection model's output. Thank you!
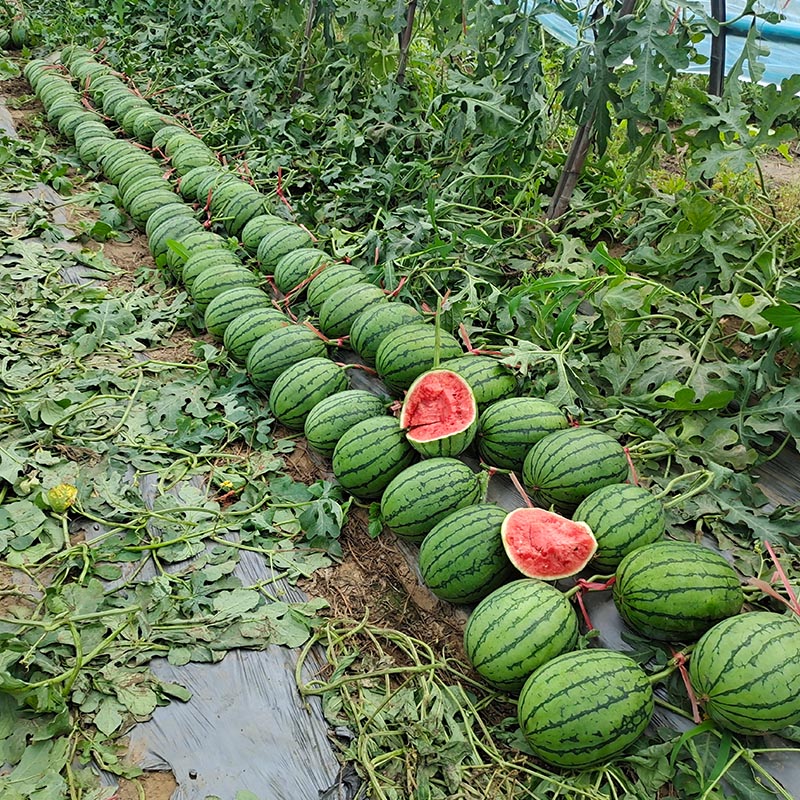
[399, 369, 477, 458]
[501, 508, 597, 580]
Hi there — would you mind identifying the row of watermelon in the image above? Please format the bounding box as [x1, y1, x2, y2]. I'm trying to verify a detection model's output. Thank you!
[28, 52, 800, 771]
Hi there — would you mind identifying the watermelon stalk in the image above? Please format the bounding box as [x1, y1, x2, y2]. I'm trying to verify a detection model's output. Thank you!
[655, 468, 714, 507]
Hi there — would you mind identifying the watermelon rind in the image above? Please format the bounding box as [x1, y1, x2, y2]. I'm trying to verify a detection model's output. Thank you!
[222, 307, 289, 363]
[689, 611, 800, 735]
[190, 266, 261, 312]
[203, 287, 271, 338]
[464, 578, 579, 691]
[522, 427, 629, 513]
[273, 248, 330, 295]
[349, 303, 422, 364]
[572, 483, 666, 571]
[246, 324, 327, 391]
[306, 263, 365, 313]
[379, 458, 481, 542]
[418, 504, 516, 605]
[268, 357, 349, 430]
[304, 390, 388, 457]
[400, 369, 478, 458]
[613, 540, 744, 642]
[518, 649, 654, 768]
[332, 416, 417, 500]
[318, 282, 387, 339]
[477, 397, 567, 472]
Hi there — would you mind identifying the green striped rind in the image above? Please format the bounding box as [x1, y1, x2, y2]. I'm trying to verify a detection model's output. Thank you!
[77, 135, 115, 163]
[256, 225, 313, 269]
[464, 579, 578, 690]
[223, 308, 289, 363]
[401, 370, 477, 458]
[349, 303, 421, 364]
[165, 231, 228, 275]
[572, 484, 665, 571]
[375, 324, 464, 395]
[274, 248, 330, 295]
[182, 249, 243, 290]
[418, 504, 516, 605]
[307, 264, 365, 313]
[380, 458, 481, 542]
[178, 166, 222, 202]
[304, 390, 388, 457]
[438, 356, 518, 406]
[190, 267, 260, 312]
[228, 191, 269, 237]
[518, 649, 654, 768]
[127, 189, 182, 228]
[203, 287, 271, 338]
[268, 357, 349, 430]
[613, 541, 744, 642]
[145, 203, 196, 239]
[477, 398, 567, 472]
[241, 214, 287, 254]
[319, 283, 387, 338]
[151, 124, 190, 152]
[522, 427, 629, 512]
[172, 144, 218, 176]
[332, 417, 417, 500]
[246, 325, 327, 391]
[689, 612, 800, 735]
[148, 215, 204, 262]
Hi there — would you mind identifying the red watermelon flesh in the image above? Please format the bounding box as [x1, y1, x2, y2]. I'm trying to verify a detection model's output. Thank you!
[400, 369, 477, 442]
[501, 508, 597, 580]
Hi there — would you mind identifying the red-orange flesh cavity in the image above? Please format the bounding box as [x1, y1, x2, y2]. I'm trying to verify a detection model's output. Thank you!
[400, 370, 476, 442]
[501, 507, 597, 580]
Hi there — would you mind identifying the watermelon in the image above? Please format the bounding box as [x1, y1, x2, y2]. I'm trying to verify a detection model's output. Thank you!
[226, 190, 269, 237]
[274, 248, 331, 295]
[437, 355, 517, 406]
[148, 216, 205, 264]
[399, 369, 477, 458]
[418, 504, 517, 605]
[572, 484, 666, 571]
[145, 202, 196, 240]
[380, 458, 482, 542]
[119, 162, 168, 201]
[318, 283, 387, 339]
[522, 427, 629, 513]
[477, 398, 567, 472]
[172, 144, 218, 176]
[613, 541, 744, 642]
[304, 390, 388, 457]
[246, 325, 327, 391]
[77, 135, 115, 163]
[241, 214, 286, 254]
[222, 307, 289, 363]
[203, 287, 271, 338]
[268, 357, 348, 430]
[306, 263, 365, 313]
[182, 249, 243, 290]
[689, 612, 800, 735]
[190, 266, 261, 312]
[464, 579, 579, 691]
[349, 303, 422, 364]
[127, 188, 182, 228]
[256, 225, 313, 269]
[501, 507, 597, 580]
[121, 175, 171, 210]
[332, 417, 417, 500]
[164, 230, 228, 274]
[518, 649, 654, 768]
[375, 323, 464, 395]
[178, 166, 223, 203]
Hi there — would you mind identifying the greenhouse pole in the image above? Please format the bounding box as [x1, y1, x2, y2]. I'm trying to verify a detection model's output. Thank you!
[709, 0, 727, 95]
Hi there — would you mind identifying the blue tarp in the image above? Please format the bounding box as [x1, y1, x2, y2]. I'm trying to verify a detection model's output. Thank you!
[537, 0, 800, 85]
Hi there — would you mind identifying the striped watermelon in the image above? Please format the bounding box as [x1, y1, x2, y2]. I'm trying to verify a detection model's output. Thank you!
[306, 263, 365, 313]
[164, 131, 202, 157]
[399, 369, 477, 458]
[518, 649, 654, 768]
[464, 579, 579, 691]
[178, 166, 223, 202]
[572, 484, 665, 571]
[172, 144, 218, 176]
[222, 307, 289, 363]
[477, 398, 567, 472]
[332, 417, 417, 500]
[127, 189, 182, 229]
[349, 303, 421, 364]
[190, 266, 261, 312]
[380, 458, 481, 542]
[151, 124, 189, 152]
[318, 283, 387, 338]
[268, 357, 348, 430]
[246, 325, 327, 391]
[119, 163, 168, 200]
[241, 214, 287, 255]
[203, 287, 271, 338]
[256, 225, 313, 269]
[148, 216, 205, 263]
[182, 249, 243, 290]
[689, 612, 800, 735]
[304, 390, 387, 456]
[164, 231, 227, 274]
[375, 324, 464, 395]
[77, 135, 115, 163]
[274, 248, 330, 295]
[613, 541, 744, 642]
[418, 504, 516, 605]
[226, 190, 269, 237]
[522, 427, 629, 512]
[437, 355, 518, 407]
[145, 202, 196, 240]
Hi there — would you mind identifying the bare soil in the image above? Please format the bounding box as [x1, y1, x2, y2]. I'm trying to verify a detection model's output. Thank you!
[116, 771, 178, 800]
